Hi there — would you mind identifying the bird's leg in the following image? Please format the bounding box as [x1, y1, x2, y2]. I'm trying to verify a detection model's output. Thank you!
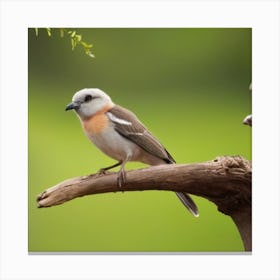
[117, 166, 126, 188]
[98, 161, 122, 175]
[117, 157, 130, 188]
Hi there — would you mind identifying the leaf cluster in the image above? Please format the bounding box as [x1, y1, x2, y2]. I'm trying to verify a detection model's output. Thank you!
[34, 28, 95, 58]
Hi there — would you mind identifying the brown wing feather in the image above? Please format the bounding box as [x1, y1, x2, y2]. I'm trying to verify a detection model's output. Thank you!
[107, 105, 198, 217]
[107, 105, 174, 163]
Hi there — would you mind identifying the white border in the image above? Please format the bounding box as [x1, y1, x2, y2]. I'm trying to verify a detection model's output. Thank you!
[1, 0, 279, 279]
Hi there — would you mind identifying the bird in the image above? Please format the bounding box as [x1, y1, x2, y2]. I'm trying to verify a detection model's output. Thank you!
[65, 88, 199, 217]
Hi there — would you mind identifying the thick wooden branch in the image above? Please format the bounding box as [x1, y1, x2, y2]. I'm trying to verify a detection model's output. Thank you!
[37, 155, 252, 251]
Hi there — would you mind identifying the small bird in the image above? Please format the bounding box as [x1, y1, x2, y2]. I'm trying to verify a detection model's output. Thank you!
[65, 88, 199, 217]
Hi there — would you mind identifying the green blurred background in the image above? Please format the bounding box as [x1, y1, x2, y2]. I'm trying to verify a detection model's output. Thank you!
[28, 28, 251, 252]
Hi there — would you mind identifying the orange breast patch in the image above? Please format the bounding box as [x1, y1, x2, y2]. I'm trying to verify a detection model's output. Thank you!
[82, 113, 108, 135]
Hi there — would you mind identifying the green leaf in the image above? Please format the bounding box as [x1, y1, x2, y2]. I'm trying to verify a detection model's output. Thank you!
[46, 28, 51, 36]
[87, 51, 95, 58]
[81, 41, 93, 48]
[59, 28, 64, 38]
[71, 38, 77, 50]
[75, 34, 82, 42]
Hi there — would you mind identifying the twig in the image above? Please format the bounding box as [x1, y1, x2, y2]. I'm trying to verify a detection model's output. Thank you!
[243, 83, 252, 126]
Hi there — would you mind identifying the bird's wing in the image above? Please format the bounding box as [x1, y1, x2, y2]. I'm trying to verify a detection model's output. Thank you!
[107, 105, 199, 217]
[107, 105, 175, 163]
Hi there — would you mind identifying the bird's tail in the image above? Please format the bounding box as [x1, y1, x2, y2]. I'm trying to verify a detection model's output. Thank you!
[175, 192, 199, 217]
[160, 154, 199, 217]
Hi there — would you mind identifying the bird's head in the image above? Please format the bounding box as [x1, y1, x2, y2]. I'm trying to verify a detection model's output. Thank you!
[65, 88, 114, 119]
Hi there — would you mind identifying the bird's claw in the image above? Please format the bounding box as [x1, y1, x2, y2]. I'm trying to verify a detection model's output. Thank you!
[97, 168, 110, 176]
[117, 169, 126, 189]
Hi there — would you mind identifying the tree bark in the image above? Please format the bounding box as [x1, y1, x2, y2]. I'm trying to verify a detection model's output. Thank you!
[37, 155, 252, 251]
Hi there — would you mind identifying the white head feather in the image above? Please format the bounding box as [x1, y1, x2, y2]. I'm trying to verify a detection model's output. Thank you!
[70, 88, 114, 119]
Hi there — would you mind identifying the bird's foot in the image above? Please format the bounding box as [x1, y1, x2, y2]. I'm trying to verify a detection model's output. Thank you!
[117, 169, 126, 190]
[97, 168, 110, 176]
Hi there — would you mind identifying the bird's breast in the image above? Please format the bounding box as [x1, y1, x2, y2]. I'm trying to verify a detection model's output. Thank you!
[82, 113, 109, 135]
[80, 110, 159, 163]
[81, 113, 131, 161]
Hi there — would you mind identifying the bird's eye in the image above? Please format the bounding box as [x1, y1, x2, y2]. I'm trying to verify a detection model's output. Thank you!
[84, 95, 93, 102]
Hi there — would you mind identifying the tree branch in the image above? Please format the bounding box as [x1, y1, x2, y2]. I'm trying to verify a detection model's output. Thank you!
[243, 82, 252, 126]
[37, 155, 252, 251]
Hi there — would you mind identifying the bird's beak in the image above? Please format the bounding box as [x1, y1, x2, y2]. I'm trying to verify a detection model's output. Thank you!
[65, 102, 79, 111]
